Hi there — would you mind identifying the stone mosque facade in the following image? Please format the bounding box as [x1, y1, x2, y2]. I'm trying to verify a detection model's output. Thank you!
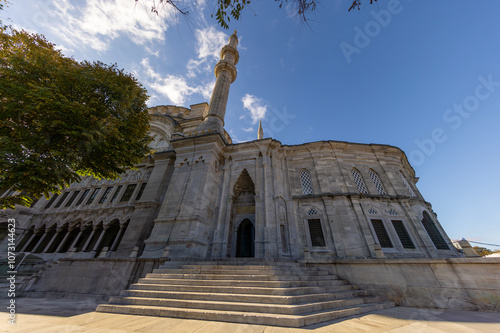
[1, 31, 463, 299]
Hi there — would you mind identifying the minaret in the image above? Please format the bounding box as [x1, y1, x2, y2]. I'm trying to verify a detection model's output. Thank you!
[196, 30, 239, 133]
[257, 120, 263, 139]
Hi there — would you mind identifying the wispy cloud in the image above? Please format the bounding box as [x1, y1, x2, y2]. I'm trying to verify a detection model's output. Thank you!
[46, 0, 174, 52]
[242, 94, 267, 124]
[140, 58, 215, 106]
[187, 26, 228, 77]
[242, 126, 254, 133]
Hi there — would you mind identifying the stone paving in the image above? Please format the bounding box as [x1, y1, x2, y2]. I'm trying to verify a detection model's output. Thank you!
[1, 297, 500, 332]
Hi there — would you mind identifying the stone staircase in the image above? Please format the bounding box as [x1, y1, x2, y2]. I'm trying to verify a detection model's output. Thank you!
[96, 260, 393, 327]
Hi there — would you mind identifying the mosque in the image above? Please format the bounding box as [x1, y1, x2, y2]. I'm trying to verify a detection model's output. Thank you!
[3, 31, 488, 328]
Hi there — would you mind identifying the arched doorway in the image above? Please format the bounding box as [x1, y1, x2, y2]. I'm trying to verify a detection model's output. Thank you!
[228, 169, 256, 258]
[236, 219, 254, 258]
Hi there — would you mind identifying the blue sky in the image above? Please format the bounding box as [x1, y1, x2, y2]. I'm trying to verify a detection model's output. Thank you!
[4, 0, 500, 250]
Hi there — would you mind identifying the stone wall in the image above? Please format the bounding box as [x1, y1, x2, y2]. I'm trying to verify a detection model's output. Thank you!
[304, 258, 500, 311]
[25, 258, 166, 298]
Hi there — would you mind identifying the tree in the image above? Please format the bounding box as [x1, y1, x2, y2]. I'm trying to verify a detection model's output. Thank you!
[0, 29, 152, 209]
[140, 1, 378, 29]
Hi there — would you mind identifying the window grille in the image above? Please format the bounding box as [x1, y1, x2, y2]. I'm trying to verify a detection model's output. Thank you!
[75, 189, 89, 206]
[98, 187, 113, 204]
[308, 208, 317, 215]
[368, 208, 378, 215]
[351, 169, 368, 194]
[54, 192, 69, 208]
[421, 212, 449, 250]
[300, 169, 314, 195]
[65, 191, 80, 207]
[44, 194, 59, 209]
[371, 219, 393, 248]
[86, 188, 101, 205]
[369, 169, 386, 195]
[308, 219, 326, 247]
[120, 184, 137, 202]
[388, 209, 398, 216]
[399, 171, 416, 197]
[109, 185, 122, 203]
[391, 220, 415, 249]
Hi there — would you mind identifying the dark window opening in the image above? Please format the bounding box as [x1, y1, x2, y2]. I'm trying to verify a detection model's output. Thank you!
[75, 189, 90, 206]
[120, 184, 136, 202]
[371, 219, 393, 248]
[392, 220, 415, 249]
[308, 219, 326, 247]
[421, 212, 449, 250]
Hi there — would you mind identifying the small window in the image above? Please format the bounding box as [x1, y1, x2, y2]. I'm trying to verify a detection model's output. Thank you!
[368, 208, 379, 215]
[369, 169, 386, 195]
[65, 191, 80, 207]
[308, 208, 317, 215]
[75, 189, 90, 206]
[44, 194, 59, 209]
[399, 171, 416, 197]
[53, 192, 69, 208]
[352, 168, 368, 194]
[371, 219, 393, 248]
[300, 169, 314, 195]
[135, 183, 147, 200]
[85, 188, 101, 205]
[109, 185, 122, 203]
[421, 212, 449, 250]
[98, 187, 113, 204]
[388, 209, 398, 216]
[120, 184, 137, 202]
[308, 219, 326, 247]
[392, 220, 415, 249]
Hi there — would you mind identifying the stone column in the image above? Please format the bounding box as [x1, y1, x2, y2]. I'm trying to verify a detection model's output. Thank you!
[20, 233, 37, 252]
[55, 228, 73, 253]
[68, 229, 84, 252]
[109, 224, 127, 252]
[42, 230, 60, 253]
[91, 226, 108, 252]
[81, 228, 97, 252]
[32, 232, 49, 253]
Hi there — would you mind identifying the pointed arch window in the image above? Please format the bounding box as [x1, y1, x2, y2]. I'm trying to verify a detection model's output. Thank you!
[399, 171, 416, 197]
[369, 169, 386, 195]
[300, 169, 314, 195]
[421, 212, 449, 250]
[351, 168, 368, 194]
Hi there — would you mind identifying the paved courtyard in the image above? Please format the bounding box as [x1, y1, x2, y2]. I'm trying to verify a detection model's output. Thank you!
[1, 297, 499, 332]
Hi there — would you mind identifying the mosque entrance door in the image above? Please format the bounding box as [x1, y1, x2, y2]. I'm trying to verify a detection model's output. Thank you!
[236, 219, 254, 258]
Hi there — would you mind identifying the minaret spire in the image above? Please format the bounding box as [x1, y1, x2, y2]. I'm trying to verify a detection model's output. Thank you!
[257, 120, 263, 140]
[196, 30, 239, 133]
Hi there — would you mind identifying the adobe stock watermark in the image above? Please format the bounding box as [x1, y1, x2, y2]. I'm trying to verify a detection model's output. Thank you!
[262, 106, 297, 138]
[339, 0, 412, 64]
[409, 74, 500, 166]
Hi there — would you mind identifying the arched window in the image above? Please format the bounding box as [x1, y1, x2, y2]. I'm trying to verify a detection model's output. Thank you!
[421, 212, 449, 250]
[399, 171, 415, 197]
[351, 168, 368, 194]
[299, 169, 314, 195]
[369, 169, 386, 195]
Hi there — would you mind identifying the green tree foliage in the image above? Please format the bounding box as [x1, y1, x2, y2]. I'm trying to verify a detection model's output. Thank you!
[472, 246, 500, 257]
[141, 1, 379, 30]
[0, 29, 152, 209]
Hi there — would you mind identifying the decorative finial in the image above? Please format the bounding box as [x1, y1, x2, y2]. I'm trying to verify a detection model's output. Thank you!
[258, 120, 263, 140]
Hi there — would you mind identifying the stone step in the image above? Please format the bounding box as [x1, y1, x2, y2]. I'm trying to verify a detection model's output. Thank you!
[134, 278, 338, 288]
[96, 302, 393, 327]
[107, 295, 379, 315]
[153, 267, 331, 276]
[118, 289, 370, 305]
[145, 272, 335, 281]
[128, 282, 355, 296]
